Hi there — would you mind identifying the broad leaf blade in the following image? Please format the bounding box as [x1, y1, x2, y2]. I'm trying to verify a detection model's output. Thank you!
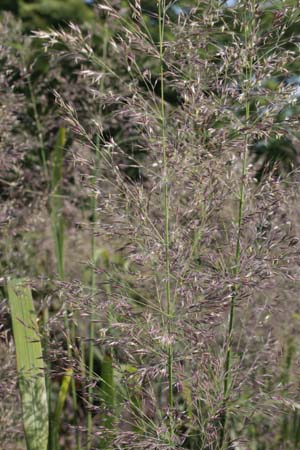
[8, 279, 49, 450]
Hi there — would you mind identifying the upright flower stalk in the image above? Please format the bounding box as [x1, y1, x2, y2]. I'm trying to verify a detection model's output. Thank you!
[86, 135, 99, 450]
[87, 24, 109, 449]
[158, 0, 173, 410]
[220, 4, 254, 447]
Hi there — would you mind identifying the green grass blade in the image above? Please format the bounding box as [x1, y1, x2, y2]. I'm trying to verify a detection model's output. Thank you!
[51, 127, 65, 194]
[50, 127, 81, 449]
[7, 279, 49, 450]
[50, 127, 66, 280]
[52, 368, 73, 450]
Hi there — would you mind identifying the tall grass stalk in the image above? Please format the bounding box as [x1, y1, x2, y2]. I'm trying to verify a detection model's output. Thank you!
[220, 6, 253, 447]
[51, 127, 65, 280]
[86, 134, 100, 450]
[20, 49, 48, 181]
[50, 127, 81, 450]
[87, 23, 109, 448]
[158, 0, 173, 411]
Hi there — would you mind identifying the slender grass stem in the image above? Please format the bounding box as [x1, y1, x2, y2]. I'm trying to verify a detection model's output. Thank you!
[50, 128, 81, 450]
[86, 134, 100, 450]
[220, 6, 253, 447]
[59, 245, 81, 450]
[87, 25, 108, 448]
[27, 74, 48, 181]
[219, 135, 248, 448]
[158, 0, 173, 410]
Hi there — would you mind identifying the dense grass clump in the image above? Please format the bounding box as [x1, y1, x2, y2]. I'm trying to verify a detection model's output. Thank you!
[1, 1, 300, 449]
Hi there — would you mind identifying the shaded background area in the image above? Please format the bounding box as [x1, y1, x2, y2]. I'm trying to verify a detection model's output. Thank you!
[2, 0, 300, 178]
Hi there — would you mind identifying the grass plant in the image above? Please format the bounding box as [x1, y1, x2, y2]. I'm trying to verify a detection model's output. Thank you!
[2, 1, 300, 449]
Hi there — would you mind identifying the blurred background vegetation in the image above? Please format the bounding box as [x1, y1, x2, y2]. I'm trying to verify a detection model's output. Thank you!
[2, 0, 300, 177]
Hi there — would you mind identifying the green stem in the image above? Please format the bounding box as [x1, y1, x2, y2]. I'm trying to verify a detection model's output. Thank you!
[60, 249, 81, 450]
[219, 135, 248, 448]
[220, 7, 253, 447]
[86, 134, 100, 450]
[50, 128, 81, 450]
[27, 75, 48, 181]
[87, 26, 108, 448]
[158, 0, 173, 410]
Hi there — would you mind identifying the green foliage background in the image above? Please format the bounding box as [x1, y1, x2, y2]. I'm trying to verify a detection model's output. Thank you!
[2, 0, 300, 176]
[0, 0, 94, 28]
